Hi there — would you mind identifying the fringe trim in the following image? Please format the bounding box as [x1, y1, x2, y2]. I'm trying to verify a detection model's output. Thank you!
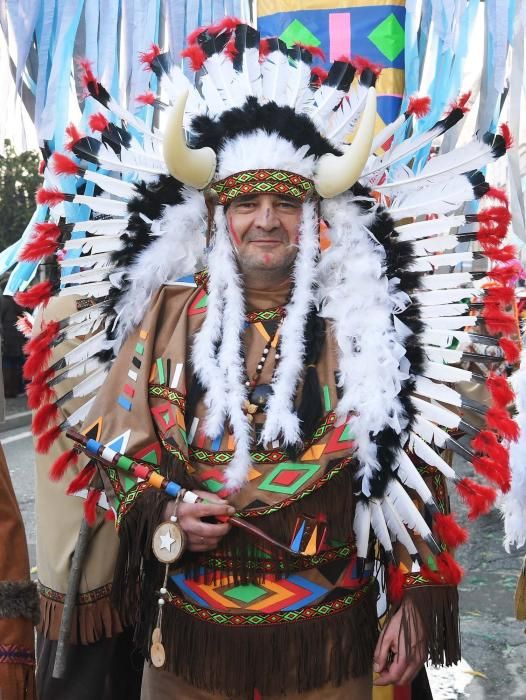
[151, 583, 378, 696]
[401, 584, 460, 666]
[0, 663, 36, 700]
[37, 588, 122, 645]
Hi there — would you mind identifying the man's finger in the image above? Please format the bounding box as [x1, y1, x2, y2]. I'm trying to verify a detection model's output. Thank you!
[373, 631, 394, 674]
[373, 656, 406, 686]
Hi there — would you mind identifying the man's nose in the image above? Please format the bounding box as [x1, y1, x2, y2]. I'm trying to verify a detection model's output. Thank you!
[254, 205, 279, 231]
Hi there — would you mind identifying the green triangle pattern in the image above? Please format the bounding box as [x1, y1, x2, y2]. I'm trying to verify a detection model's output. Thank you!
[280, 19, 321, 48]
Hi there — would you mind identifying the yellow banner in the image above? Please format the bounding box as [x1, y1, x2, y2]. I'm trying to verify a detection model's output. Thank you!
[258, 0, 405, 17]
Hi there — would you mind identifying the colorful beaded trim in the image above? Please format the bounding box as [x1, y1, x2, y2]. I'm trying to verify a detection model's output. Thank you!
[38, 581, 113, 605]
[197, 542, 356, 574]
[209, 169, 315, 205]
[189, 445, 288, 466]
[168, 578, 374, 626]
[149, 384, 186, 411]
[0, 645, 35, 666]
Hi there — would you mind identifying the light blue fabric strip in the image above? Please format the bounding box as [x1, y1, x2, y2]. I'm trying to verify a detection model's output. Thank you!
[3, 207, 49, 294]
[34, 0, 56, 139]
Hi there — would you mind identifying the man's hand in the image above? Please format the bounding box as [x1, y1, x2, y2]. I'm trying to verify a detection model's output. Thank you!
[373, 598, 427, 686]
[163, 490, 235, 552]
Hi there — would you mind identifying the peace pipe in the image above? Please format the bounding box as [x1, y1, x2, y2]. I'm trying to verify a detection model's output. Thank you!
[66, 429, 297, 556]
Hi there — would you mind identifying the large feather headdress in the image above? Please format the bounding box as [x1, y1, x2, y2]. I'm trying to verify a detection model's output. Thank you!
[17, 18, 520, 575]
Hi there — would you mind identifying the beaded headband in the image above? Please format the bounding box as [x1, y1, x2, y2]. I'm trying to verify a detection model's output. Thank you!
[209, 169, 316, 205]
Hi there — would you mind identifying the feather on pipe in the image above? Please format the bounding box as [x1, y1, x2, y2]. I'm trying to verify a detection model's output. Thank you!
[63, 236, 124, 255]
[60, 268, 110, 286]
[419, 303, 470, 318]
[59, 253, 112, 270]
[424, 315, 478, 330]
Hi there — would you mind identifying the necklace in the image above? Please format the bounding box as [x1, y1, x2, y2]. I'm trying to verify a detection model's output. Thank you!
[242, 319, 283, 422]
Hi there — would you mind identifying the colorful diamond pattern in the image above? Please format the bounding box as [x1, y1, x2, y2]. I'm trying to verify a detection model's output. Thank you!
[258, 462, 320, 495]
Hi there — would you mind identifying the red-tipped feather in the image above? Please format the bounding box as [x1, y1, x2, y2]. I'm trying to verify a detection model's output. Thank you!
[486, 406, 519, 441]
[66, 463, 96, 495]
[436, 552, 464, 585]
[39, 159, 46, 175]
[484, 187, 509, 206]
[24, 320, 60, 355]
[352, 55, 382, 76]
[32, 402, 59, 434]
[387, 564, 405, 603]
[65, 123, 83, 151]
[499, 123, 513, 150]
[27, 378, 55, 410]
[139, 43, 161, 70]
[34, 221, 62, 237]
[89, 112, 109, 133]
[181, 45, 207, 71]
[105, 509, 116, 522]
[20, 226, 61, 261]
[482, 245, 517, 263]
[78, 57, 97, 89]
[487, 372, 514, 407]
[15, 280, 53, 309]
[472, 455, 511, 491]
[406, 95, 431, 118]
[84, 489, 100, 526]
[477, 205, 512, 227]
[36, 425, 62, 454]
[482, 306, 517, 335]
[187, 25, 207, 45]
[447, 91, 471, 114]
[484, 285, 516, 307]
[420, 562, 443, 585]
[488, 261, 524, 286]
[335, 55, 355, 65]
[499, 337, 521, 364]
[294, 43, 325, 60]
[456, 477, 496, 519]
[433, 512, 468, 547]
[49, 449, 79, 481]
[16, 315, 33, 338]
[259, 38, 271, 59]
[52, 152, 79, 176]
[472, 430, 509, 466]
[208, 16, 241, 36]
[478, 222, 509, 247]
[310, 67, 329, 86]
[23, 345, 54, 379]
[136, 91, 156, 105]
[225, 36, 237, 61]
[36, 187, 66, 207]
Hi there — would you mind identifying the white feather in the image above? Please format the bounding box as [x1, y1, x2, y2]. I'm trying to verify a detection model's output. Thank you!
[58, 281, 112, 299]
[411, 395, 462, 430]
[382, 496, 419, 555]
[396, 215, 465, 242]
[62, 395, 96, 427]
[261, 49, 289, 105]
[73, 195, 129, 217]
[353, 500, 371, 559]
[415, 288, 477, 305]
[413, 376, 462, 408]
[386, 480, 437, 545]
[370, 500, 394, 554]
[422, 360, 472, 383]
[397, 450, 435, 505]
[409, 425, 458, 479]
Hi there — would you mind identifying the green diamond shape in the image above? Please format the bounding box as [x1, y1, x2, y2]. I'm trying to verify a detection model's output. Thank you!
[368, 13, 405, 62]
[259, 462, 320, 495]
[280, 19, 321, 48]
[223, 583, 267, 604]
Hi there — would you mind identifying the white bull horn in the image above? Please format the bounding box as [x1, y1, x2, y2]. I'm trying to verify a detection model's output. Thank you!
[314, 88, 377, 198]
[163, 90, 217, 189]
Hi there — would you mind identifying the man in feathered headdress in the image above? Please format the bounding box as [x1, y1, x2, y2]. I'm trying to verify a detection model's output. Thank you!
[21, 17, 518, 700]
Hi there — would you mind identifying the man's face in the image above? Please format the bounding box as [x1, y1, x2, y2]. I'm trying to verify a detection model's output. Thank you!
[225, 193, 302, 275]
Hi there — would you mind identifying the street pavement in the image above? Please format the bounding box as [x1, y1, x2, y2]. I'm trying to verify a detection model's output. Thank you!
[2, 419, 525, 699]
